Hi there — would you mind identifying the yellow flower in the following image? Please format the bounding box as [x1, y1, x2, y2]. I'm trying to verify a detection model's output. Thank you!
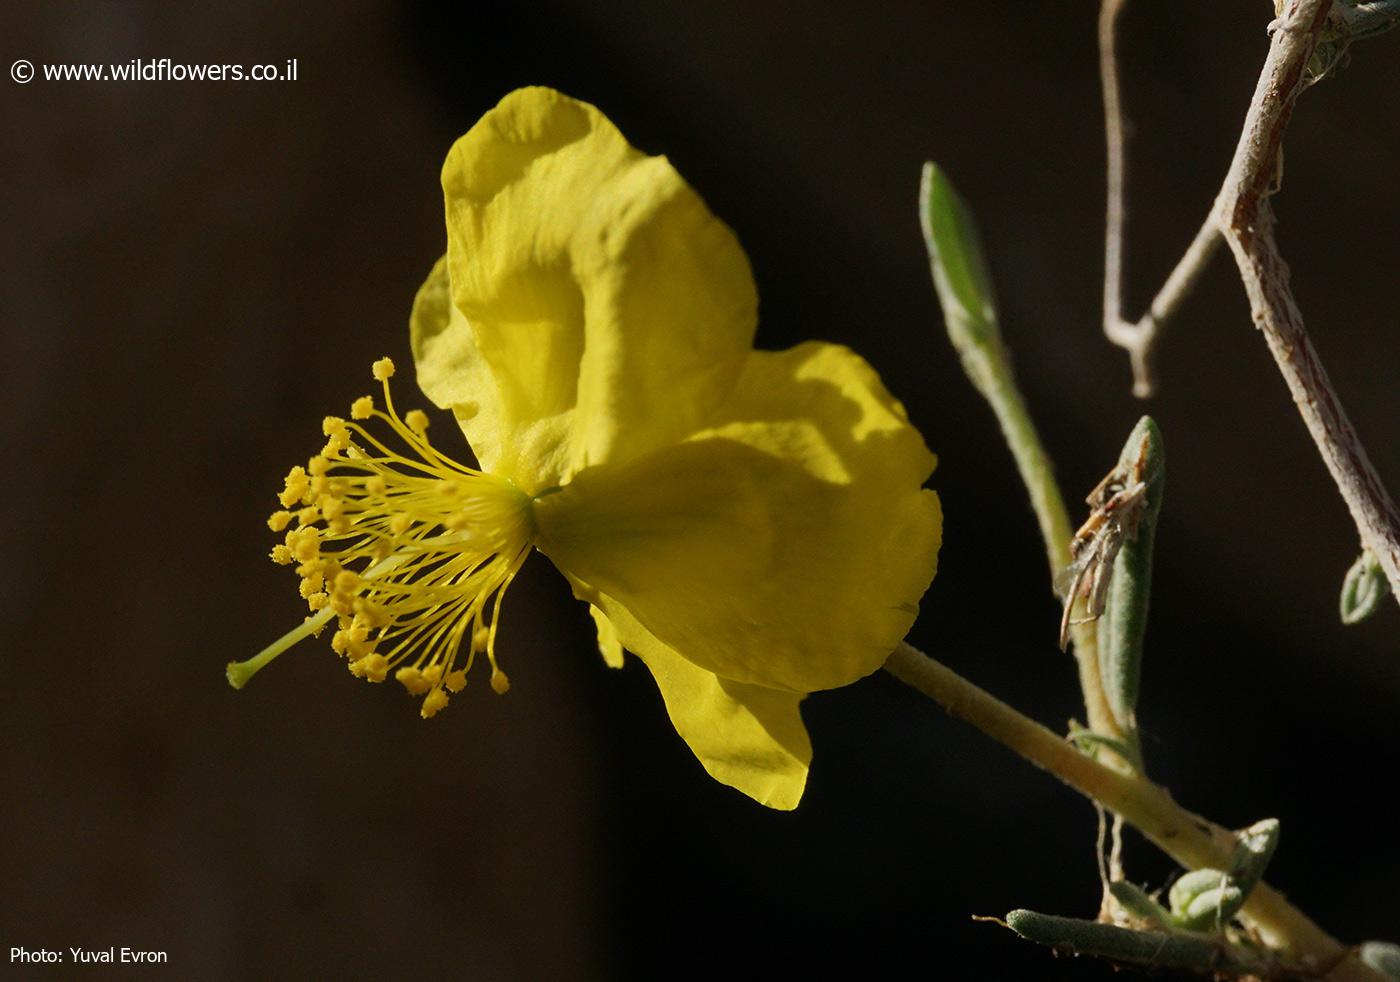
[231, 87, 941, 810]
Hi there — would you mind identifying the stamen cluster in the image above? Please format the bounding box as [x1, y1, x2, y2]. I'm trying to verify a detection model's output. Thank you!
[266, 358, 533, 718]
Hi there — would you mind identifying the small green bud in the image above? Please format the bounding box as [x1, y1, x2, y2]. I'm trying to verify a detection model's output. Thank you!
[1108, 881, 1172, 928]
[1177, 884, 1247, 932]
[1360, 941, 1400, 980]
[1169, 868, 1232, 921]
[1341, 551, 1386, 625]
[1227, 818, 1280, 901]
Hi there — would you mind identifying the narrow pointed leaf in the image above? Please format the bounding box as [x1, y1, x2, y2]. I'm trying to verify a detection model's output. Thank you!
[1098, 416, 1165, 731]
[919, 163, 1000, 352]
[1005, 909, 1262, 974]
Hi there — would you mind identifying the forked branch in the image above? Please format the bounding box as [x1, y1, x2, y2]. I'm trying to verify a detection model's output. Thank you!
[1102, 0, 1400, 608]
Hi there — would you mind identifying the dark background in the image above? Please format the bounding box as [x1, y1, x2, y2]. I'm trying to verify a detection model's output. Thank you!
[3, 2, 1397, 979]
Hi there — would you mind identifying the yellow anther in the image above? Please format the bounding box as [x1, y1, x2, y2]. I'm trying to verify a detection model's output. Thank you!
[395, 666, 430, 696]
[279, 465, 310, 507]
[346, 622, 369, 644]
[365, 476, 387, 496]
[322, 415, 347, 437]
[290, 529, 320, 564]
[306, 592, 329, 611]
[405, 409, 430, 434]
[389, 512, 412, 535]
[352, 599, 388, 628]
[296, 506, 320, 526]
[328, 517, 351, 535]
[472, 627, 491, 652]
[445, 670, 468, 693]
[269, 544, 294, 565]
[267, 510, 293, 532]
[330, 630, 349, 656]
[420, 688, 450, 719]
[308, 455, 330, 476]
[490, 668, 511, 695]
[298, 576, 321, 599]
[422, 664, 443, 685]
[358, 653, 389, 682]
[350, 395, 375, 419]
[320, 497, 345, 521]
[334, 570, 360, 593]
[372, 357, 396, 381]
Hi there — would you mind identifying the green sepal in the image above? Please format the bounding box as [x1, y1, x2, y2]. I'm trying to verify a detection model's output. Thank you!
[1360, 941, 1400, 980]
[1098, 416, 1165, 732]
[1107, 881, 1172, 928]
[919, 163, 1000, 354]
[1004, 909, 1263, 974]
[1341, 551, 1386, 625]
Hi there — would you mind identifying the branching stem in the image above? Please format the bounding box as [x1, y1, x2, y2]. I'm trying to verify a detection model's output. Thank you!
[1099, 0, 1224, 398]
[1211, 0, 1400, 609]
[1102, 0, 1400, 608]
[884, 640, 1384, 981]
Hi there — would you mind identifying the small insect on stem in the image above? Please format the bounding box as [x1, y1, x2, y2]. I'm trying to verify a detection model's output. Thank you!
[1058, 433, 1154, 650]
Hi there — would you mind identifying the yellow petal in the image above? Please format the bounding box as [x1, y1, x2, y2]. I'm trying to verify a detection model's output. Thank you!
[587, 595, 809, 810]
[414, 87, 757, 493]
[589, 604, 625, 669]
[536, 342, 941, 693]
[410, 257, 511, 473]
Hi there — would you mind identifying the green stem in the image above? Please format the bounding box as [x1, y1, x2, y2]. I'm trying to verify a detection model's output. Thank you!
[921, 163, 1121, 742]
[959, 347, 1122, 742]
[883, 640, 1383, 982]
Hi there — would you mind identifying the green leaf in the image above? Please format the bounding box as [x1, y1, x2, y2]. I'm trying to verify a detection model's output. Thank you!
[1004, 909, 1258, 973]
[1098, 416, 1166, 733]
[1341, 550, 1386, 625]
[919, 163, 1000, 352]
